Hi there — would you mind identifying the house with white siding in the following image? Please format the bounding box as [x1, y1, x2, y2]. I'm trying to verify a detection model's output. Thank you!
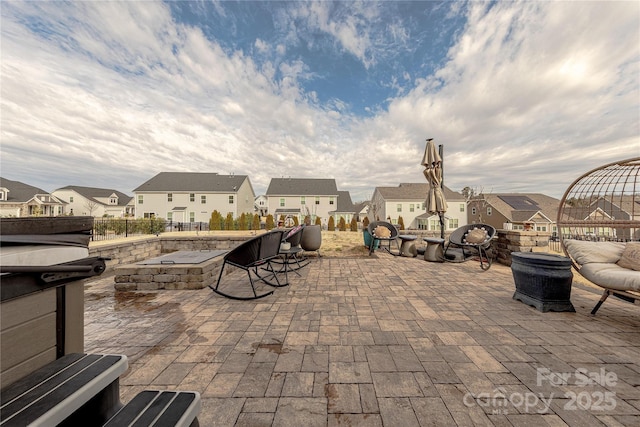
[132, 172, 255, 223]
[0, 177, 65, 217]
[52, 186, 134, 217]
[265, 178, 339, 225]
[369, 183, 467, 231]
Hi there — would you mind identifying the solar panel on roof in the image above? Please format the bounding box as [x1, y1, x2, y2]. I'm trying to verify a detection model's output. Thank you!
[497, 195, 540, 210]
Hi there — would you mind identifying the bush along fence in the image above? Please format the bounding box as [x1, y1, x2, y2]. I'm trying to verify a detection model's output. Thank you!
[91, 212, 361, 241]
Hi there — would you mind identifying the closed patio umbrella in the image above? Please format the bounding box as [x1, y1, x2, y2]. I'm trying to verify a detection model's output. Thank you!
[421, 139, 448, 239]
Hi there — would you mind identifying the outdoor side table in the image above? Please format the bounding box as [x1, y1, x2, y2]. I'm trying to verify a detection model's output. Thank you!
[511, 252, 575, 312]
[398, 235, 418, 257]
[423, 237, 445, 262]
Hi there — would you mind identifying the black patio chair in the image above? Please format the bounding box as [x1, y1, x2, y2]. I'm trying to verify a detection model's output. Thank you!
[444, 223, 496, 270]
[210, 230, 284, 300]
[279, 225, 310, 271]
[368, 221, 400, 256]
[266, 225, 309, 285]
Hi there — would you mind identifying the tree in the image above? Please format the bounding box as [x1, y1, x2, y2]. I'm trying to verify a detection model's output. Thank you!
[362, 216, 369, 229]
[209, 210, 222, 230]
[293, 216, 299, 226]
[328, 216, 335, 231]
[304, 215, 312, 225]
[338, 216, 346, 231]
[398, 216, 405, 230]
[84, 200, 99, 217]
[252, 213, 261, 230]
[350, 217, 357, 231]
[238, 213, 248, 230]
[225, 212, 234, 230]
[315, 216, 321, 226]
[265, 214, 275, 230]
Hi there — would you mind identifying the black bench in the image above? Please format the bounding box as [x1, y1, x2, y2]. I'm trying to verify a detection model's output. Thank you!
[104, 390, 200, 427]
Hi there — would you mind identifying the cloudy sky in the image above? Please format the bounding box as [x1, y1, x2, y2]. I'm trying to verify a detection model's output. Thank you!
[1, 1, 638, 201]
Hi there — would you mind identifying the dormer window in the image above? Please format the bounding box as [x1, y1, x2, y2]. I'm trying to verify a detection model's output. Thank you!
[110, 197, 117, 204]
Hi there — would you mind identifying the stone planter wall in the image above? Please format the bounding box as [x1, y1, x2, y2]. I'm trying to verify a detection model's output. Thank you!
[88, 234, 256, 271]
[89, 233, 258, 291]
[494, 230, 552, 266]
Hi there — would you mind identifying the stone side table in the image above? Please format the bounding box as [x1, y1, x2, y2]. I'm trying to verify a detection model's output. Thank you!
[398, 235, 418, 257]
[423, 237, 445, 262]
[511, 252, 575, 312]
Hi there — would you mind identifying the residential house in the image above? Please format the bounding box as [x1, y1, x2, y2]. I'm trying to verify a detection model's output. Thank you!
[562, 195, 639, 240]
[254, 195, 268, 217]
[52, 186, 134, 217]
[132, 172, 255, 223]
[329, 191, 356, 226]
[468, 193, 560, 233]
[265, 178, 338, 225]
[369, 183, 467, 231]
[0, 177, 65, 217]
[352, 201, 370, 223]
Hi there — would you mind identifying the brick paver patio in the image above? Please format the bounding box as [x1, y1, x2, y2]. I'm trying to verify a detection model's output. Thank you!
[84, 253, 640, 426]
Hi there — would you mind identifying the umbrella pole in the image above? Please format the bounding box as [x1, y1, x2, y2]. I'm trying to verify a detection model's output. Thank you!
[439, 144, 445, 239]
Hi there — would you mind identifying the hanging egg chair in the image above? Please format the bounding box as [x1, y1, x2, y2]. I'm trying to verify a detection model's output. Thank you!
[557, 157, 640, 314]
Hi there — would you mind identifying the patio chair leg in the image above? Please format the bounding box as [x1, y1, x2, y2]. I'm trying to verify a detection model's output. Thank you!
[591, 290, 611, 315]
[209, 262, 276, 300]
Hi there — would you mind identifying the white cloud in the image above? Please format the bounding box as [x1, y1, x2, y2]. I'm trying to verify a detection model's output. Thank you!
[0, 0, 638, 204]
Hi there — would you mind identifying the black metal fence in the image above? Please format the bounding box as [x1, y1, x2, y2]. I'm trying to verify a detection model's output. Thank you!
[91, 218, 210, 241]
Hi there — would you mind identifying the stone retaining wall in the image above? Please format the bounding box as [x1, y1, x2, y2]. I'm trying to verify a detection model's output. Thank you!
[494, 230, 552, 266]
[89, 233, 257, 291]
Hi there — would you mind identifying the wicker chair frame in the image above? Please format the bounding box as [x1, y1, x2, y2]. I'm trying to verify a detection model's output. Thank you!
[557, 157, 640, 313]
[367, 221, 400, 256]
[444, 223, 496, 270]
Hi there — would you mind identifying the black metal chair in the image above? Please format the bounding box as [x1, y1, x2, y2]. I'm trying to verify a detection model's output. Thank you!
[267, 226, 309, 285]
[368, 221, 400, 256]
[210, 230, 284, 300]
[444, 224, 496, 270]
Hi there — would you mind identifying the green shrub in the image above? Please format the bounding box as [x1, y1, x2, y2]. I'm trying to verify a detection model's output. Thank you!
[328, 216, 335, 231]
[338, 217, 346, 231]
[265, 214, 275, 230]
[350, 217, 357, 231]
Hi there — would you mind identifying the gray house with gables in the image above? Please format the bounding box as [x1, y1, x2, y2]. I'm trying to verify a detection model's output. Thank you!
[52, 186, 134, 217]
[0, 177, 65, 217]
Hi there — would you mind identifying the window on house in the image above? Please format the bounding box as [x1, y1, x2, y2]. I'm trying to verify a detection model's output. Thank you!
[315, 197, 320, 205]
[167, 212, 173, 221]
[397, 204, 402, 212]
[190, 193, 195, 202]
[143, 212, 155, 218]
[422, 202, 426, 210]
[449, 218, 459, 229]
[189, 212, 195, 222]
[110, 197, 117, 204]
[300, 197, 305, 205]
[487, 207, 492, 216]
[201, 195, 206, 204]
[280, 198, 285, 207]
[138, 195, 143, 204]
[430, 219, 439, 230]
[460, 204, 465, 212]
[229, 195, 234, 204]
[167, 193, 173, 202]
[69, 196, 74, 202]
[409, 204, 414, 212]
[329, 197, 335, 205]
[471, 207, 476, 215]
